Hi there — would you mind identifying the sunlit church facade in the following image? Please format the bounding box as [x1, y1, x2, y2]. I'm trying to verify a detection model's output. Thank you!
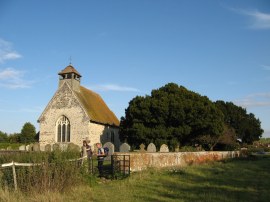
[38, 65, 120, 150]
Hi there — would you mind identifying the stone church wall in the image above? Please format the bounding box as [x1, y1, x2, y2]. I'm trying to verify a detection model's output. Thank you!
[88, 123, 120, 151]
[39, 82, 90, 147]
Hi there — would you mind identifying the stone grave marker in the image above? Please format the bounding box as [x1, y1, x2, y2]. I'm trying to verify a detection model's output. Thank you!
[120, 143, 130, 153]
[147, 143, 157, 152]
[139, 144, 146, 152]
[45, 144, 51, 152]
[68, 143, 80, 152]
[33, 143, 40, 152]
[103, 142, 114, 160]
[28, 144, 34, 151]
[52, 143, 60, 151]
[19, 145, 26, 151]
[159, 144, 169, 152]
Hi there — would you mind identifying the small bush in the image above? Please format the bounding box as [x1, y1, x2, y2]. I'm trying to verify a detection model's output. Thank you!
[179, 146, 197, 152]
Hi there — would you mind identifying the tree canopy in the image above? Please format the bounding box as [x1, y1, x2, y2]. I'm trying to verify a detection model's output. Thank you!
[120, 83, 224, 150]
[20, 122, 37, 143]
[215, 101, 263, 144]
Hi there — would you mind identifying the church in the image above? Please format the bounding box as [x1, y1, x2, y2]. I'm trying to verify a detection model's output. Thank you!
[38, 64, 120, 150]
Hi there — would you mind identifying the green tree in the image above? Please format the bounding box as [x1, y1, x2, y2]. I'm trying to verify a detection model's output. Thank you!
[20, 122, 36, 143]
[0, 131, 8, 142]
[8, 133, 20, 143]
[120, 83, 224, 150]
[215, 101, 263, 144]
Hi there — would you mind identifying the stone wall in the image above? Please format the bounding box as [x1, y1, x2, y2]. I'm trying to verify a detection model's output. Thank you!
[39, 82, 90, 147]
[115, 151, 240, 172]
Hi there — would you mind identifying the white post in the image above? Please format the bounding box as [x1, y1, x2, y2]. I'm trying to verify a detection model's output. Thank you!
[12, 161, 17, 191]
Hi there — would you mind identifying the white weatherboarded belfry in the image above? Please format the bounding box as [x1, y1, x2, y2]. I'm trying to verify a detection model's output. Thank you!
[38, 65, 120, 150]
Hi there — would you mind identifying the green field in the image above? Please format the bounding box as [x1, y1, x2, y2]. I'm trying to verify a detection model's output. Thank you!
[1, 156, 269, 202]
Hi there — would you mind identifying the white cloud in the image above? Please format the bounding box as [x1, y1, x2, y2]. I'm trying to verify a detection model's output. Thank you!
[0, 68, 32, 89]
[89, 84, 140, 92]
[233, 9, 270, 29]
[0, 38, 22, 63]
[234, 92, 270, 108]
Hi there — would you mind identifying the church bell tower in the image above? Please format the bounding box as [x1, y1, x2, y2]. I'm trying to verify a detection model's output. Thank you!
[58, 65, 81, 92]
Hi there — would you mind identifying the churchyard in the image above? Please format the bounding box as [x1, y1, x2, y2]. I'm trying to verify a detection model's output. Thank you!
[0, 153, 269, 202]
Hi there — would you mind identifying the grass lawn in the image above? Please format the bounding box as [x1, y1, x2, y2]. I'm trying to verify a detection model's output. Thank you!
[1, 156, 269, 202]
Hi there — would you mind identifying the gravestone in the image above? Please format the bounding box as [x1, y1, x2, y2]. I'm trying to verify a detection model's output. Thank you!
[147, 143, 156, 152]
[33, 143, 40, 152]
[103, 142, 114, 160]
[139, 144, 146, 152]
[159, 144, 169, 152]
[26, 145, 30, 151]
[120, 143, 130, 153]
[28, 144, 34, 151]
[68, 143, 80, 152]
[174, 145, 180, 152]
[60, 143, 68, 151]
[45, 144, 51, 152]
[19, 145, 26, 151]
[52, 143, 60, 151]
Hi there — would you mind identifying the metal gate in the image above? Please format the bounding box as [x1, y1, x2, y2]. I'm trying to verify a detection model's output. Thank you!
[111, 154, 130, 178]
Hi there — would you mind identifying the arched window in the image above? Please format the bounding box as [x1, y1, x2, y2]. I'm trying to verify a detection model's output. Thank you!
[56, 116, 71, 142]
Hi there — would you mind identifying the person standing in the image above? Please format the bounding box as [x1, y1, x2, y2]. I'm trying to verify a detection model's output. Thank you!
[96, 143, 105, 177]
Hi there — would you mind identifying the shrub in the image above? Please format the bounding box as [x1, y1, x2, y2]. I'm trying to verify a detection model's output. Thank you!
[0, 151, 85, 193]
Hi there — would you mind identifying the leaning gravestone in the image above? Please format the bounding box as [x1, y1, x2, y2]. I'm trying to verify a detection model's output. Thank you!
[103, 142, 114, 160]
[45, 144, 51, 152]
[139, 144, 146, 152]
[33, 143, 40, 152]
[160, 144, 169, 152]
[147, 143, 157, 152]
[120, 143, 130, 153]
[19, 145, 26, 151]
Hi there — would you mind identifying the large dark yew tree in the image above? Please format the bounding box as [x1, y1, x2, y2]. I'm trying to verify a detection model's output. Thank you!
[120, 83, 224, 150]
[215, 101, 263, 144]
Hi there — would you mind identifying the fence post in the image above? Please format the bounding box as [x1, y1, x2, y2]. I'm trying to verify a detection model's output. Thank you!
[12, 161, 18, 191]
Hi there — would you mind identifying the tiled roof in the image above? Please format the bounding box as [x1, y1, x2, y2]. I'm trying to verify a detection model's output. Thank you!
[58, 65, 81, 77]
[75, 86, 120, 127]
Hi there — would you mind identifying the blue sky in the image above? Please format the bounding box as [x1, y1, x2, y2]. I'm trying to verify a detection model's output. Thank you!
[0, 0, 269, 137]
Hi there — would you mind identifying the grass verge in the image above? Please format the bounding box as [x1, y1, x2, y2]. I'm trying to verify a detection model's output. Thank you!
[0, 156, 269, 202]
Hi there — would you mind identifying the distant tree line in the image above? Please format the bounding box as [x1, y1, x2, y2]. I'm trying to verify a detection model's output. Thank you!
[119, 83, 264, 151]
[0, 122, 38, 144]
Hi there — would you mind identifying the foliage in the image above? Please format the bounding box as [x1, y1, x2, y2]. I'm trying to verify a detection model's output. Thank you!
[0, 143, 22, 150]
[120, 83, 224, 150]
[0, 151, 84, 193]
[0, 131, 8, 142]
[215, 101, 264, 144]
[1, 157, 269, 202]
[257, 138, 270, 144]
[7, 133, 21, 143]
[20, 122, 36, 143]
